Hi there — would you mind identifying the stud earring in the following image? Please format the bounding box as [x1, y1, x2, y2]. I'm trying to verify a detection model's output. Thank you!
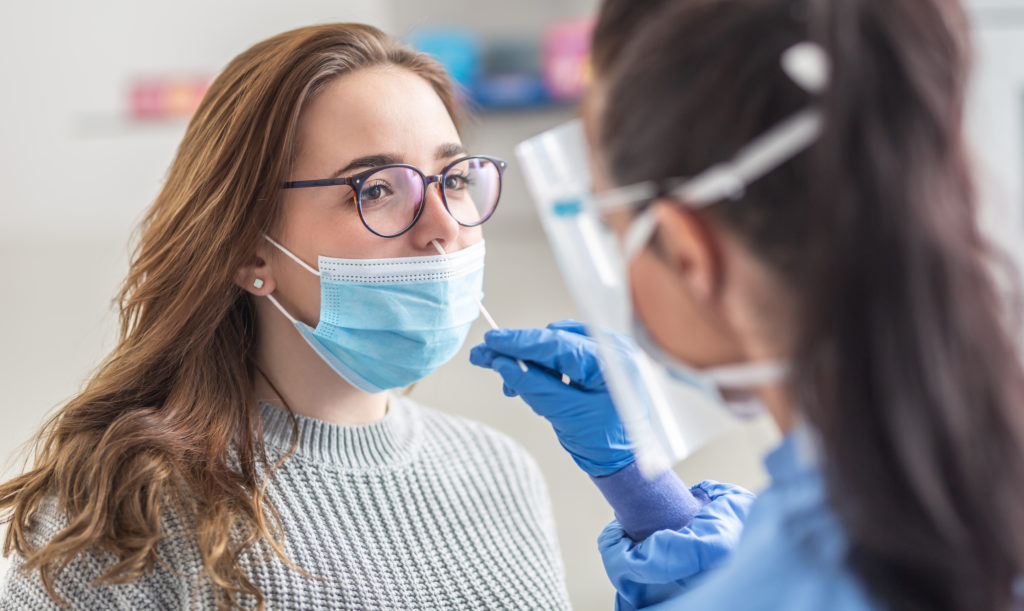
[253, 278, 264, 289]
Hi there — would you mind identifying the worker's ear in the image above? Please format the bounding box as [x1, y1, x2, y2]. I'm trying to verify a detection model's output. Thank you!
[650, 199, 723, 304]
[234, 239, 277, 296]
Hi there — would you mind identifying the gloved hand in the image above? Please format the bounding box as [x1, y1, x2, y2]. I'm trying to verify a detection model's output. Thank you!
[469, 319, 635, 477]
[598, 480, 756, 610]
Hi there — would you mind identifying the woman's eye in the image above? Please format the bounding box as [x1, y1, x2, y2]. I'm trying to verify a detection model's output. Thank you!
[361, 182, 393, 202]
[443, 173, 472, 191]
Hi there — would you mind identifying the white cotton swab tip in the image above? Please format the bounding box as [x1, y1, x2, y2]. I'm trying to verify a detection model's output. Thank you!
[432, 240, 528, 373]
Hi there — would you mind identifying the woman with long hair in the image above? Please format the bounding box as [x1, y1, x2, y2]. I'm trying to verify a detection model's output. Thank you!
[473, 0, 1024, 609]
[0, 23, 569, 610]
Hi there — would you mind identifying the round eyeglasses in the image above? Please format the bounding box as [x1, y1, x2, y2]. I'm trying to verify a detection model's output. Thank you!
[282, 155, 507, 238]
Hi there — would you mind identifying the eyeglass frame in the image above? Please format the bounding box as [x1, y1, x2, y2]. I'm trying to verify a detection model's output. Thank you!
[281, 155, 508, 238]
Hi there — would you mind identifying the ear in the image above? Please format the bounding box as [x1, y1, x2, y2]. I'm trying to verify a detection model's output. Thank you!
[650, 199, 723, 303]
[234, 239, 277, 296]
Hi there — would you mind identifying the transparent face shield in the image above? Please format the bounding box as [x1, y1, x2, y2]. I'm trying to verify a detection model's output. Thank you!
[516, 120, 737, 477]
[514, 43, 828, 478]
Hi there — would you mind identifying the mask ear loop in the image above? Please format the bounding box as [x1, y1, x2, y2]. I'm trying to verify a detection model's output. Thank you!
[263, 233, 321, 276]
[701, 361, 791, 389]
[264, 293, 298, 325]
[259, 233, 317, 325]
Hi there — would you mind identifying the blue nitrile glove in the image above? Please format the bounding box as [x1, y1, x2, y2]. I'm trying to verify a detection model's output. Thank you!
[599, 480, 756, 610]
[469, 319, 635, 477]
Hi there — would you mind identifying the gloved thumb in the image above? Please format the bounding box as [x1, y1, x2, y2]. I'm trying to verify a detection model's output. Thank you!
[484, 327, 604, 389]
[469, 343, 500, 369]
[491, 356, 587, 420]
[490, 355, 530, 393]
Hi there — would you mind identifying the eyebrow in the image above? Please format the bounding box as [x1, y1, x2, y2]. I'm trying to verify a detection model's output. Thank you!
[435, 142, 466, 161]
[331, 154, 399, 178]
[330, 143, 468, 178]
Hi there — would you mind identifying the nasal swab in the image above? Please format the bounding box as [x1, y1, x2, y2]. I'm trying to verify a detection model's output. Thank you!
[432, 240, 529, 373]
[477, 301, 501, 330]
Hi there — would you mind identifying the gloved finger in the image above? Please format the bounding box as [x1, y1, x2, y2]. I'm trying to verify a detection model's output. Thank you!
[600, 522, 707, 585]
[471, 346, 522, 396]
[484, 327, 603, 387]
[491, 356, 597, 420]
[597, 520, 629, 556]
[469, 343, 500, 369]
[548, 319, 644, 359]
[546, 319, 590, 336]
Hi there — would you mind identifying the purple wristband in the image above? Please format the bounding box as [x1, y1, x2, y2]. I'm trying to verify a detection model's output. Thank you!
[591, 462, 710, 541]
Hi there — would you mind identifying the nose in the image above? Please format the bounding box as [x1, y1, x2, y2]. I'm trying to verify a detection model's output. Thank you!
[410, 182, 460, 251]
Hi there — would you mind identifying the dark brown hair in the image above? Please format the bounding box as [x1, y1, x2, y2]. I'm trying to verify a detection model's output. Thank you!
[592, 0, 671, 76]
[0, 23, 459, 610]
[600, 1, 1024, 609]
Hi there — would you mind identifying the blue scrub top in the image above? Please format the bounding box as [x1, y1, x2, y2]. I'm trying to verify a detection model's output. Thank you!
[599, 431, 877, 610]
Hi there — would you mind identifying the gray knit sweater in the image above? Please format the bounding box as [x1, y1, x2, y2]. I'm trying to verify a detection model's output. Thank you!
[0, 395, 571, 609]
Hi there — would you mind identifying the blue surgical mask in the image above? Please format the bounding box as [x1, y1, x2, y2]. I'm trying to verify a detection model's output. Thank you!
[262, 236, 484, 393]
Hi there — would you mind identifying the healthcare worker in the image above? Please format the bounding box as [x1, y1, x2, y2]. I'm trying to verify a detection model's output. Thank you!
[472, 0, 1024, 609]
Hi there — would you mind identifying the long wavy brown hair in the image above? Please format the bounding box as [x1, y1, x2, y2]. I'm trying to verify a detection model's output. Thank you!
[0, 23, 459, 609]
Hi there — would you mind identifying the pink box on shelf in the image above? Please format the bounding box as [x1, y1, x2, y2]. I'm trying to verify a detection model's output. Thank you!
[128, 75, 211, 121]
[543, 18, 594, 102]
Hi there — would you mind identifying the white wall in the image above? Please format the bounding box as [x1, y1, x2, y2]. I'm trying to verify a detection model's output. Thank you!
[0, 0, 394, 241]
[967, 1, 1024, 277]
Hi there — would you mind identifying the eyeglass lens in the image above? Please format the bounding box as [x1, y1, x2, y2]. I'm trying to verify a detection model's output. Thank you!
[357, 158, 501, 236]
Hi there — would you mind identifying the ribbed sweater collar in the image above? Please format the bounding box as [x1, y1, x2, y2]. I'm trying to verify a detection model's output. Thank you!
[257, 394, 419, 469]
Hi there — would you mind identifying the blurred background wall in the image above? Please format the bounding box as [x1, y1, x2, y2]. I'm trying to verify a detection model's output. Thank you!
[1, 1, 1022, 608]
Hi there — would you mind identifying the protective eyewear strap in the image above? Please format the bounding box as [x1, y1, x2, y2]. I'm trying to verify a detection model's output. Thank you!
[623, 207, 660, 261]
[669, 41, 829, 207]
[597, 109, 822, 260]
[674, 108, 823, 208]
[595, 42, 828, 217]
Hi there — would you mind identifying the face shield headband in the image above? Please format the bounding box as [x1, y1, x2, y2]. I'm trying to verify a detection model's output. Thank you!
[597, 42, 831, 259]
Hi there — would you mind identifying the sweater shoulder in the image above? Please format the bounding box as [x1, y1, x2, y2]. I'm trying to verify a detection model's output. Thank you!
[402, 396, 542, 469]
[399, 397, 561, 550]
[396, 396, 554, 503]
[0, 496, 207, 610]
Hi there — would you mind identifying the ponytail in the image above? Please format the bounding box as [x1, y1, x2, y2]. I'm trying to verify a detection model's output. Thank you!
[600, 0, 1024, 609]
[801, 1, 1024, 608]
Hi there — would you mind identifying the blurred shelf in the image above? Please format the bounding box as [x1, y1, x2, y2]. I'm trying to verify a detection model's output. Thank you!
[71, 103, 579, 140]
[70, 112, 188, 140]
[474, 101, 578, 116]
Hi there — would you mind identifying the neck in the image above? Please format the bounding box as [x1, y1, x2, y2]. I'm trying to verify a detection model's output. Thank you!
[757, 383, 796, 434]
[253, 297, 388, 426]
